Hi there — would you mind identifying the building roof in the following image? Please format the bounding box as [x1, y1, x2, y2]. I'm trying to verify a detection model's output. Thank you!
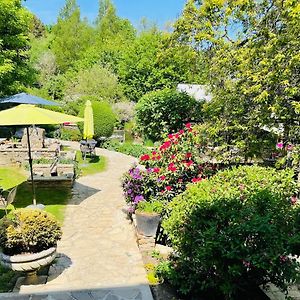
[177, 84, 213, 102]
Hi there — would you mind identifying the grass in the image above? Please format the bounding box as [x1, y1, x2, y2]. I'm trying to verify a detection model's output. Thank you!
[14, 183, 72, 223]
[0, 167, 27, 190]
[0, 264, 17, 293]
[76, 151, 107, 176]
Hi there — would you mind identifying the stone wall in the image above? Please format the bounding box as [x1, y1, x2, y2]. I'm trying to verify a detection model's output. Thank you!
[0, 149, 57, 166]
[33, 164, 74, 177]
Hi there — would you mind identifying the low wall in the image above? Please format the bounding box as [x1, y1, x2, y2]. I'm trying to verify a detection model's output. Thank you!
[0, 148, 57, 166]
[33, 164, 74, 177]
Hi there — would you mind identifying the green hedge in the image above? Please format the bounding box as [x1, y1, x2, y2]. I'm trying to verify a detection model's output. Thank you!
[102, 140, 150, 158]
[79, 100, 116, 139]
[160, 166, 300, 298]
[135, 88, 202, 141]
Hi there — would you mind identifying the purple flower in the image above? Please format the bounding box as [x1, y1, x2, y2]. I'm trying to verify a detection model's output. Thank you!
[127, 189, 133, 195]
[127, 206, 135, 214]
[134, 195, 144, 204]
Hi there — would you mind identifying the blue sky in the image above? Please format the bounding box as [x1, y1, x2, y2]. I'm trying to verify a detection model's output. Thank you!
[24, 0, 187, 28]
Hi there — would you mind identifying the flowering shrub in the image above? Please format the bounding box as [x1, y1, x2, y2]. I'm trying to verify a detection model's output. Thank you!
[159, 166, 300, 298]
[122, 124, 219, 213]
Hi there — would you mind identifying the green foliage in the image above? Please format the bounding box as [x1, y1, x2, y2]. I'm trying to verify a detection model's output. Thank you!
[65, 65, 125, 103]
[174, 0, 300, 148]
[0, 0, 33, 96]
[136, 88, 202, 141]
[136, 200, 163, 214]
[51, 0, 94, 72]
[102, 140, 150, 158]
[78, 100, 116, 139]
[0, 209, 62, 255]
[60, 127, 82, 141]
[118, 29, 205, 102]
[161, 166, 300, 297]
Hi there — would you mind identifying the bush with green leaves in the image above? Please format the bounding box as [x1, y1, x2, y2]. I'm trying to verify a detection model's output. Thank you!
[160, 166, 300, 298]
[135, 88, 202, 141]
[78, 100, 116, 139]
[60, 127, 82, 141]
[0, 209, 62, 255]
[102, 140, 150, 158]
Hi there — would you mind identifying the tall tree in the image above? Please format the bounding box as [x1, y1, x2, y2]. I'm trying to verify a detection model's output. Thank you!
[51, 0, 94, 72]
[173, 0, 300, 152]
[0, 0, 33, 97]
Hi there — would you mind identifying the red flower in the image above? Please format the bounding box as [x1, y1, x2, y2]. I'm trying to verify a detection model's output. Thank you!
[171, 154, 176, 159]
[175, 133, 180, 139]
[166, 186, 172, 191]
[152, 151, 157, 155]
[140, 154, 150, 161]
[168, 164, 177, 172]
[188, 128, 193, 132]
[168, 134, 173, 139]
[156, 155, 161, 160]
[179, 129, 184, 134]
[192, 177, 202, 183]
[186, 160, 194, 167]
[186, 152, 192, 158]
[153, 167, 160, 173]
[185, 123, 192, 128]
[160, 175, 166, 181]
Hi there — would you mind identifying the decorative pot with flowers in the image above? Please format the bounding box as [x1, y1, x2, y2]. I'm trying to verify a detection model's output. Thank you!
[0, 208, 62, 285]
[135, 200, 163, 237]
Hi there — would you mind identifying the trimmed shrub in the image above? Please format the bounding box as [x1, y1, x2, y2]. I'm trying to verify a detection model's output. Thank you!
[60, 127, 82, 141]
[0, 209, 62, 255]
[160, 166, 300, 298]
[135, 88, 202, 141]
[79, 100, 116, 139]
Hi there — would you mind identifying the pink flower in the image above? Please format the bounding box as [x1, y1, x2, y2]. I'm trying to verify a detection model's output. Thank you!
[160, 175, 166, 181]
[179, 129, 184, 134]
[291, 196, 298, 205]
[168, 134, 173, 139]
[286, 144, 293, 151]
[153, 167, 160, 173]
[166, 186, 172, 191]
[276, 142, 284, 149]
[185, 123, 192, 129]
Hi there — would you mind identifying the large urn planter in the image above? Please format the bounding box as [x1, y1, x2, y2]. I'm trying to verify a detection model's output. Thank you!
[135, 211, 161, 237]
[0, 247, 57, 284]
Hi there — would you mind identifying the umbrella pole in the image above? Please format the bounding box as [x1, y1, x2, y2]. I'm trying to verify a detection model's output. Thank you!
[26, 127, 36, 205]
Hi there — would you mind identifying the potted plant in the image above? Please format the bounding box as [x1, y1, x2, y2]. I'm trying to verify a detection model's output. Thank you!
[0, 208, 62, 285]
[135, 200, 163, 237]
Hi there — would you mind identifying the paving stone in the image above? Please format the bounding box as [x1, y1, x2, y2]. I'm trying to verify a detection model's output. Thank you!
[70, 291, 93, 300]
[104, 295, 119, 300]
[2, 144, 152, 300]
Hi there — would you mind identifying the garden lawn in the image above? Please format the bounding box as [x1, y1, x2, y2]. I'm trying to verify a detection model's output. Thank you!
[0, 167, 27, 190]
[14, 183, 72, 223]
[76, 151, 107, 176]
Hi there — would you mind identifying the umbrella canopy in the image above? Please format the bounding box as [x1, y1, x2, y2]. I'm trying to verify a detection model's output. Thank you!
[0, 104, 83, 206]
[0, 93, 60, 106]
[83, 100, 94, 140]
[0, 104, 82, 126]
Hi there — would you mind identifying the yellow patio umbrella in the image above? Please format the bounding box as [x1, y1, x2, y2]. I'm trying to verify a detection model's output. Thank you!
[83, 100, 94, 140]
[0, 104, 83, 205]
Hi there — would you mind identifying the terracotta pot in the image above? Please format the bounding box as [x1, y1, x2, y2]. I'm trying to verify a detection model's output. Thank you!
[0, 247, 57, 284]
[135, 211, 160, 237]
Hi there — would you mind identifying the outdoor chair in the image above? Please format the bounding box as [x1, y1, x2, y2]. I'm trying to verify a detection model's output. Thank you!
[0, 186, 17, 215]
[80, 140, 96, 160]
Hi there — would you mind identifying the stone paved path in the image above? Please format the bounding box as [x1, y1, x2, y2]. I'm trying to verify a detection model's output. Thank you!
[0, 143, 153, 300]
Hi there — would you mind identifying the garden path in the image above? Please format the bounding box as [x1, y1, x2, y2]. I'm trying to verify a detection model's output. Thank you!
[0, 142, 153, 300]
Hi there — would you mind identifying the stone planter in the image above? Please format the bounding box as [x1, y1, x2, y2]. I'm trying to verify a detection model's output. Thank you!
[0, 247, 57, 284]
[135, 211, 161, 237]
